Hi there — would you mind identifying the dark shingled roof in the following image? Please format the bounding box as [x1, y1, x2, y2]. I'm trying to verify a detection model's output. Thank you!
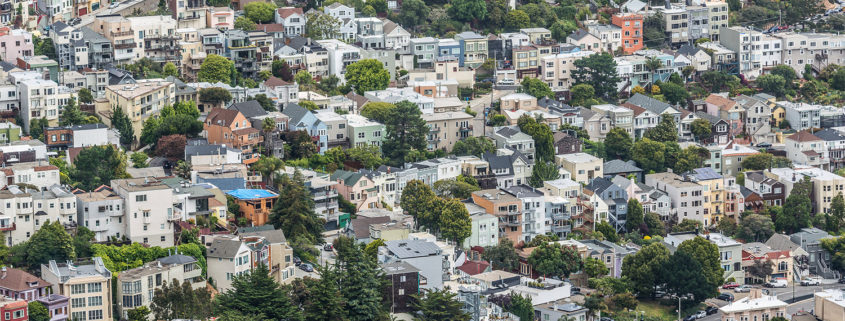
[229, 100, 268, 118]
[569, 29, 594, 41]
[207, 238, 244, 259]
[626, 93, 674, 114]
[812, 129, 845, 142]
[603, 159, 642, 174]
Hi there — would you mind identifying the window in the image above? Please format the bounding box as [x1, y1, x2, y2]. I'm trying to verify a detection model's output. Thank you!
[71, 284, 86, 294]
[89, 310, 103, 320]
[88, 296, 102, 306]
[135, 195, 147, 202]
[71, 297, 86, 308]
[71, 311, 86, 321]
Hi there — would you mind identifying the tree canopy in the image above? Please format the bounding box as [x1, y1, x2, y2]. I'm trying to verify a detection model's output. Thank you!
[345, 59, 390, 95]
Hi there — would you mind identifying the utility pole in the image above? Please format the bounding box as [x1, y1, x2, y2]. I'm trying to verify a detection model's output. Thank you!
[678, 297, 681, 321]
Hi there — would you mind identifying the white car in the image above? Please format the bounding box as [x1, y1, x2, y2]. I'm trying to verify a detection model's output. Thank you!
[497, 78, 515, 85]
[108, 2, 119, 8]
[800, 278, 821, 286]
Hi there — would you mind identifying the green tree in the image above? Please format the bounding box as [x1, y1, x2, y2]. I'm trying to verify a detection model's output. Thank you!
[746, 259, 774, 281]
[676, 236, 722, 297]
[626, 199, 645, 233]
[771, 64, 798, 89]
[173, 160, 192, 179]
[366, 0, 387, 13]
[757, 74, 786, 97]
[622, 242, 670, 297]
[215, 263, 302, 320]
[572, 52, 622, 100]
[529, 161, 560, 188]
[447, 0, 487, 25]
[162, 62, 179, 78]
[437, 198, 472, 245]
[777, 177, 812, 233]
[251, 94, 275, 111]
[360, 102, 396, 123]
[643, 212, 665, 236]
[604, 127, 632, 160]
[398, 0, 429, 29]
[570, 83, 600, 107]
[269, 170, 325, 246]
[738, 214, 775, 242]
[672, 219, 703, 233]
[432, 179, 479, 199]
[452, 136, 495, 157]
[346, 145, 385, 169]
[295, 70, 314, 87]
[410, 289, 471, 321]
[584, 257, 609, 278]
[345, 59, 390, 95]
[334, 236, 389, 321]
[660, 81, 689, 105]
[382, 101, 428, 166]
[234, 16, 257, 31]
[401, 180, 438, 231]
[517, 115, 555, 162]
[70, 145, 129, 190]
[644, 114, 678, 142]
[127, 306, 152, 321]
[304, 12, 340, 39]
[717, 217, 738, 237]
[73, 226, 96, 258]
[595, 221, 620, 242]
[28, 117, 48, 140]
[828, 193, 845, 233]
[482, 239, 520, 271]
[198, 54, 234, 83]
[60, 97, 86, 126]
[199, 87, 233, 105]
[690, 118, 712, 142]
[28, 301, 49, 321]
[272, 60, 294, 81]
[9, 221, 75, 271]
[632, 138, 666, 173]
[77, 88, 94, 104]
[550, 19, 577, 41]
[661, 250, 711, 304]
[243, 2, 276, 23]
[505, 9, 530, 30]
[741, 153, 774, 170]
[521, 77, 554, 99]
[300, 265, 348, 321]
[643, 13, 666, 48]
[528, 243, 583, 278]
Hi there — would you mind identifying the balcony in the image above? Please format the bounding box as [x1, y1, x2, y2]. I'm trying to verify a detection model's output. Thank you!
[0, 223, 14, 231]
[551, 225, 571, 233]
[552, 212, 570, 221]
[313, 190, 338, 200]
[111, 31, 133, 37]
[459, 125, 473, 132]
[114, 43, 137, 50]
[500, 220, 520, 227]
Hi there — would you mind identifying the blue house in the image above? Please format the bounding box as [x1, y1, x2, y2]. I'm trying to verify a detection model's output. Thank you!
[437, 39, 462, 65]
[585, 177, 629, 232]
[282, 103, 328, 154]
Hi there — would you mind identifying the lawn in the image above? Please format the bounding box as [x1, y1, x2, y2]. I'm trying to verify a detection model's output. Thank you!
[636, 299, 707, 321]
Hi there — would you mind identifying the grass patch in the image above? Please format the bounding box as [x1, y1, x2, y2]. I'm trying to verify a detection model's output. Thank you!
[635, 299, 707, 321]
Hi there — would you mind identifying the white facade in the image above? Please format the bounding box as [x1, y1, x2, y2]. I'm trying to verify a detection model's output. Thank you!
[111, 178, 175, 247]
[20, 79, 62, 132]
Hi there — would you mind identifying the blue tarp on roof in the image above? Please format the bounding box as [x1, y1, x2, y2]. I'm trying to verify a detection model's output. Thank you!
[226, 189, 278, 200]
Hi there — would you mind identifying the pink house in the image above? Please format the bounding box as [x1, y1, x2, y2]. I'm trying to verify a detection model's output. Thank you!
[0, 29, 33, 63]
[207, 7, 234, 30]
[330, 169, 380, 211]
[705, 94, 744, 137]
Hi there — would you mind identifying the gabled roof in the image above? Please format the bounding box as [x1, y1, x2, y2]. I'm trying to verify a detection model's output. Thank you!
[331, 169, 365, 186]
[208, 238, 245, 259]
[604, 159, 642, 174]
[255, 23, 285, 33]
[229, 100, 268, 118]
[206, 108, 241, 127]
[277, 7, 304, 18]
[457, 260, 490, 276]
[694, 111, 724, 125]
[0, 268, 50, 291]
[787, 130, 822, 142]
[264, 76, 292, 88]
[626, 93, 675, 114]
[281, 103, 311, 126]
[569, 29, 595, 41]
[705, 94, 737, 110]
[811, 129, 845, 142]
[239, 226, 287, 244]
[585, 177, 615, 195]
[676, 44, 702, 57]
[739, 185, 758, 199]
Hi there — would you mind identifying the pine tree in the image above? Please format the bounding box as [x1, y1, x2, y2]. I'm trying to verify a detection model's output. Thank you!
[269, 170, 325, 245]
[410, 289, 471, 321]
[59, 97, 85, 126]
[215, 263, 303, 320]
[303, 265, 347, 321]
[336, 236, 388, 321]
[111, 106, 134, 147]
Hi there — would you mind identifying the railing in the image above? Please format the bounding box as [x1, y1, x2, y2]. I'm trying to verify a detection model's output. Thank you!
[111, 31, 133, 37]
[313, 191, 338, 200]
[114, 43, 137, 50]
[0, 223, 14, 231]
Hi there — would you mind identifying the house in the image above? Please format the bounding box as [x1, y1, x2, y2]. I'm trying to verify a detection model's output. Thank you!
[454, 32, 486, 68]
[720, 291, 787, 321]
[207, 230, 295, 292]
[43, 124, 115, 152]
[611, 13, 643, 54]
[567, 29, 601, 52]
[381, 239, 446, 290]
[646, 172, 710, 225]
[705, 142, 759, 176]
[785, 130, 828, 170]
[274, 7, 305, 37]
[580, 108, 612, 141]
[281, 103, 328, 153]
[741, 242, 792, 284]
[734, 95, 773, 142]
[421, 112, 475, 152]
[505, 185, 547, 242]
[261, 76, 298, 106]
[331, 170, 379, 211]
[813, 129, 845, 170]
[463, 205, 499, 248]
[790, 228, 837, 278]
[482, 150, 533, 188]
[102, 80, 176, 141]
[769, 167, 845, 215]
[382, 261, 420, 313]
[472, 189, 523, 244]
[40, 258, 112, 321]
[225, 189, 277, 227]
[625, 104, 660, 139]
[75, 186, 126, 243]
[585, 177, 629, 232]
[116, 254, 204, 319]
[343, 114, 385, 148]
[0, 297, 27, 321]
[781, 102, 821, 131]
[553, 131, 581, 155]
[603, 160, 643, 181]
[625, 94, 681, 128]
[535, 302, 588, 321]
[580, 239, 637, 278]
[705, 94, 744, 137]
[35, 294, 69, 321]
[488, 127, 535, 162]
[0, 268, 51, 302]
[238, 226, 297, 285]
[555, 153, 603, 185]
[111, 178, 175, 247]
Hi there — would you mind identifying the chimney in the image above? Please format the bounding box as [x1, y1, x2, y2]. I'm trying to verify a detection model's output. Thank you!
[665, 0, 671, 9]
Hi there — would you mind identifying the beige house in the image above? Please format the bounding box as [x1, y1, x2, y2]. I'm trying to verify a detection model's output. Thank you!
[720, 290, 787, 321]
[421, 111, 475, 152]
[116, 254, 205, 320]
[815, 289, 845, 321]
[406, 59, 475, 88]
[100, 80, 176, 141]
[41, 258, 112, 321]
[92, 15, 138, 64]
[555, 153, 603, 185]
[500, 93, 538, 111]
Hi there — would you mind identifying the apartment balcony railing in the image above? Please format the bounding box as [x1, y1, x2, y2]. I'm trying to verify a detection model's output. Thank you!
[114, 43, 137, 50]
[313, 190, 338, 200]
[0, 223, 14, 231]
[111, 31, 133, 37]
[551, 225, 571, 233]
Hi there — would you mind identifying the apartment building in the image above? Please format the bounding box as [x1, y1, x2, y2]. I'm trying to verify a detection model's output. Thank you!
[719, 27, 782, 79]
[666, 232, 744, 283]
[591, 104, 634, 135]
[721, 291, 786, 321]
[204, 108, 263, 164]
[781, 102, 821, 131]
[0, 29, 33, 63]
[690, 167, 744, 224]
[92, 15, 137, 64]
[611, 13, 643, 54]
[471, 189, 523, 244]
[343, 114, 384, 148]
[41, 258, 112, 321]
[20, 78, 64, 132]
[75, 187, 125, 243]
[225, 189, 276, 226]
[556, 153, 603, 185]
[421, 111, 475, 152]
[815, 129, 845, 170]
[454, 32, 486, 68]
[43, 124, 114, 152]
[504, 185, 546, 242]
[110, 178, 175, 247]
[585, 177, 629, 232]
[316, 39, 361, 80]
[103, 80, 176, 141]
[646, 172, 710, 225]
[785, 130, 828, 169]
[656, 4, 689, 45]
[774, 32, 845, 76]
[208, 229, 295, 292]
[127, 16, 180, 65]
[585, 23, 622, 53]
[410, 37, 437, 68]
[0, 184, 76, 246]
[313, 109, 348, 149]
[704, 0, 729, 40]
[769, 167, 845, 215]
[540, 50, 595, 92]
[742, 242, 792, 284]
[116, 253, 204, 319]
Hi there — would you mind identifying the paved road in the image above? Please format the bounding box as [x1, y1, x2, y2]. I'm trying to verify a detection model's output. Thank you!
[466, 89, 513, 137]
[294, 230, 341, 279]
[688, 284, 844, 321]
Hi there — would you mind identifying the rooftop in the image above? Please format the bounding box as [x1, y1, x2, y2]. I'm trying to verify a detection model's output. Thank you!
[226, 189, 277, 200]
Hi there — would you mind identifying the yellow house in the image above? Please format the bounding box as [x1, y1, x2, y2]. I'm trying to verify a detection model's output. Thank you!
[99, 80, 176, 141]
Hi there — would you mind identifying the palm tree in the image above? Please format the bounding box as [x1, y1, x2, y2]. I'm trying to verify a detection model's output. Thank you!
[645, 56, 664, 84]
[174, 160, 192, 179]
[262, 117, 276, 156]
[682, 65, 696, 83]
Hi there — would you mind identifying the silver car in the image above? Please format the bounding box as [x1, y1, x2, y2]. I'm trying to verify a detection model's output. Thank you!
[734, 285, 751, 293]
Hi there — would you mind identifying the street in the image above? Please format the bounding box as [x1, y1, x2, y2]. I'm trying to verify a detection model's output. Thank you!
[692, 283, 844, 321]
[466, 88, 514, 137]
[294, 230, 340, 279]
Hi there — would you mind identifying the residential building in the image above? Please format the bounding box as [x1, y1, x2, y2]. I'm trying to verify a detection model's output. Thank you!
[43, 124, 115, 152]
[313, 109, 348, 149]
[591, 104, 634, 135]
[20, 78, 65, 132]
[454, 32, 486, 68]
[463, 205, 498, 248]
[585, 23, 622, 53]
[36, 294, 69, 321]
[782, 102, 821, 131]
[785, 130, 828, 169]
[409, 37, 437, 68]
[225, 189, 276, 226]
[274, 7, 305, 37]
[488, 126, 535, 162]
[472, 189, 523, 244]
[116, 254, 204, 319]
[815, 129, 845, 170]
[281, 103, 327, 153]
[92, 15, 138, 64]
[690, 167, 744, 223]
[0, 29, 33, 63]
[791, 227, 837, 278]
[646, 172, 709, 225]
[603, 160, 643, 181]
[331, 170, 379, 211]
[421, 111, 475, 152]
[102, 80, 176, 141]
[567, 29, 601, 52]
[705, 94, 744, 137]
[237, 226, 296, 285]
[744, 171, 786, 208]
[0, 297, 27, 321]
[127, 16, 179, 65]
[504, 185, 546, 242]
[612, 13, 643, 54]
[580, 239, 637, 278]
[0, 267, 51, 302]
[720, 291, 786, 321]
[553, 131, 581, 155]
[535, 302, 588, 321]
[40, 258, 112, 321]
[0, 184, 75, 246]
[585, 177, 629, 232]
[343, 114, 384, 148]
[382, 261, 420, 313]
[207, 231, 294, 292]
[741, 242, 792, 284]
[555, 153, 603, 185]
[540, 50, 595, 92]
[204, 108, 263, 164]
[380, 239, 446, 290]
[666, 232, 744, 283]
[110, 178, 175, 247]
[75, 186, 125, 243]
[769, 167, 845, 215]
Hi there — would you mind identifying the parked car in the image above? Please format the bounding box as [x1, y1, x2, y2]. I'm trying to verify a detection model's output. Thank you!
[764, 279, 788, 288]
[717, 293, 734, 301]
[293, 256, 301, 266]
[323, 243, 334, 251]
[722, 282, 740, 289]
[497, 78, 515, 85]
[734, 285, 751, 293]
[800, 278, 821, 286]
[299, 263, 314, 272]
[839, 278, 845, 284]
[705, 307, 718, 315]
[683, 315, 697, 321]
[571, 287, 581, 294]
[600, 317, 614, 321]
[694, 311, 707, 319]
